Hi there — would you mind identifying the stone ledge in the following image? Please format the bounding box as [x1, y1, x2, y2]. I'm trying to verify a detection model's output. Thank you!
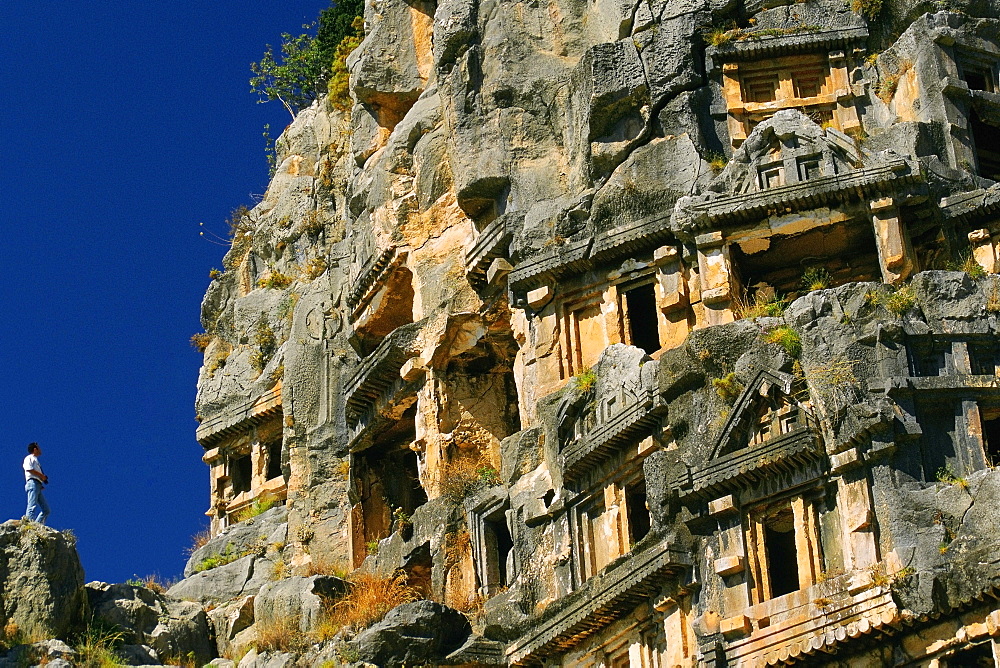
[507, 538, 691, 665]
[723, 576, 897, 666]
[675, 424, 826, 502]
[706, 27, 869, 71]
[196, 384, 283, 446]
[681, 160, 915, 231]
[465, 214, 517, 287]
[560, 389, 667, 481]
[344, 321, 424, 426]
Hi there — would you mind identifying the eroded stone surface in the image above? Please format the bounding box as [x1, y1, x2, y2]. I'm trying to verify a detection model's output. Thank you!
[179, 0, 1000, 664]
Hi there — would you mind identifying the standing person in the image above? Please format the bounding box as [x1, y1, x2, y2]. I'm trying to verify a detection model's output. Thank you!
[23, 443, 49, 524]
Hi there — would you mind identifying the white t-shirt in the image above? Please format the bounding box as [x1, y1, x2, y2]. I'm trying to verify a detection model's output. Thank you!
[23, 454, 43, 483]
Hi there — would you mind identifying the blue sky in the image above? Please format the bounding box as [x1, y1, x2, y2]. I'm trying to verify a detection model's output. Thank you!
[0, 1, 327, 583]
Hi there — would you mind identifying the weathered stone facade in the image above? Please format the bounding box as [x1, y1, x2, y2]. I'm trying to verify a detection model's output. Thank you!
[186, 0, 1000, 664]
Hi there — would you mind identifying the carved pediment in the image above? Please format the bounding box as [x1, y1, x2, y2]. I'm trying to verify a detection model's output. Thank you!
[712, 368, 802, 460]
[674, 110, 918, 233]
[674, 367, 825, 501]
[715, 111, 862, 196]
[556, 346, 666, 480]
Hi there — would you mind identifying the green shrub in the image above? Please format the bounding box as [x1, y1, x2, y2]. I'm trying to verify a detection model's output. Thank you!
[712, 372, 743, 404]
[257, 270, 295, 290]
[74, 623, 126, 668]
[706, 152, 727, 172]
[947, 251, 987, 279]
[936, 464, 970, 490]
[881, 285, 917, 316]
[851, 0, 882, 21]
[736, 292, 787, 319]
[249, 0, 364, 118]
[317, 0, 365, 63]
[800, 267, 832, 291]
[763, 326, 802, 357]
[194, 540, 265, 573]
[250, 28, 329, 119]
[574, 368, 597, 391]
[230, 494, 278, 523]
[328, 18, 365, 112]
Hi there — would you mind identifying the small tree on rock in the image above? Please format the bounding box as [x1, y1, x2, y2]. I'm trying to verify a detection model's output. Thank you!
[249, 0, 365, 120]
[250, 25, 328, 119]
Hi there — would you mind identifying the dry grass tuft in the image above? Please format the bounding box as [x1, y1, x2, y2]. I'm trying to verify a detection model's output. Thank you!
[186, 527, 212, 556]
[190, 333, 214, 352]
[880, 284, 917, 316]
[763, 326, 802, 357]
[444, 529, 472, 572]
[315, 572, 420, 641]
[439, 456, 502, 503]
[255, 615, 307, 653]
[305, 558, 350, 579]
[712, 372, 743, 404]
[987, 280, 1000, 313]
[734, 291, 786, 319]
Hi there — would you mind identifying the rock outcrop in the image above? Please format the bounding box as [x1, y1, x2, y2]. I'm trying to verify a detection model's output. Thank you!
[181, 0, 1000, 664]
[349, 600, 472, 665]
[0, 521, 86, 640]
[87, 582, 215, 665]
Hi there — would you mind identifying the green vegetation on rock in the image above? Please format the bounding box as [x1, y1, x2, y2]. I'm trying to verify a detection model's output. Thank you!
[250, 0, 364, 119]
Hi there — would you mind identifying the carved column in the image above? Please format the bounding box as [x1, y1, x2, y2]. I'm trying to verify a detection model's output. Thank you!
[657, 590, 697, 667]
[723, 63, 747, 147]
[829, 50, 861, 134]
[709, 495, 750, 615]
[654, 245, 692, 350]
[696, 232, 737, 327]
[970, 228, 997, 273]
[830, 449, 879, 571]
[870, 197, 916, 284]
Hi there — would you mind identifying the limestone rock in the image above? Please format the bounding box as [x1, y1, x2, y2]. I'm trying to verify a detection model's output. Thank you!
[0, 521, 86, 639]
[253, 575, 347, 634]
[86, 581, 215, 665]
[190, 1, 1000, 665]
[349, 600, 473, 665]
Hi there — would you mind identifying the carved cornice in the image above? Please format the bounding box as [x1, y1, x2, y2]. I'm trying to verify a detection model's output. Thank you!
[561, 388, 667, 481]
[508, 236, 592, 291]
[680, 160, 916, 232]
[706, 27, 869, 72]
[465, 214, 516, 286]
[675, 424, 826, 501]
[347, 245, 405, 315]
[196, 384, 283, 446]
[507, 537, 691, 665]
[344, 322, 422, 426]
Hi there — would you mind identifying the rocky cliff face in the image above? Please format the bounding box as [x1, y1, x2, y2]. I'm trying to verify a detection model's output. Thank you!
[184, 0, 1000, 664]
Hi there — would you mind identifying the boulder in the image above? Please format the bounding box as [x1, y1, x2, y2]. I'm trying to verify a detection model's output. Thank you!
[254, 576, 347, 633]
[350, 600, 472, 665]
[0, 639, 76, 667]
[237, 648, 298, 668]
[87, 582, 214, 665]
[169, 554, 275, 605]
[207, 595, 255, 659]
[183, 506, 287, 578]
[0, 521, 86, 639]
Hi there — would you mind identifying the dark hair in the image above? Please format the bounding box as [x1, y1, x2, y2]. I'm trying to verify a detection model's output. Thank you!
[27, 443, 39, 454]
